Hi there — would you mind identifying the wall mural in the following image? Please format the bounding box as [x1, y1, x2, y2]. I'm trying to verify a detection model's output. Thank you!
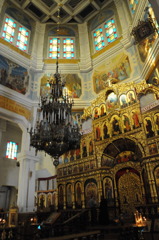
[0, 54, 29, 94]
[85, 181, 98, 207]
[147, 61, 159, 87]
[93, 53, 131, 94]
[40, 73, 82, 98]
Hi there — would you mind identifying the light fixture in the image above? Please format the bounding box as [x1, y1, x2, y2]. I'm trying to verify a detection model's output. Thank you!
[28, 45, 81, 167]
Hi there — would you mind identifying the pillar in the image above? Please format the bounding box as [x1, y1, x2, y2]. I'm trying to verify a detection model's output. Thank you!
[149, 0, 159, 24]
[17, 151, 39, 212]
[0, 0, 5, 11]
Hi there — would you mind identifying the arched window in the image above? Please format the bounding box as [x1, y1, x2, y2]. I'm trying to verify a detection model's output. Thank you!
[2, 14, 30, 52]
[92, 17, 118, 53]
[6, 141, 18, 160]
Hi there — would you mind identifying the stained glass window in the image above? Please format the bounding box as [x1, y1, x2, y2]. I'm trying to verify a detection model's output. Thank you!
[6, 141, 18, 160]
[63, 38, 74, 59]
[93, 27, 105, 51]
[129, 0, 139, 14]
[105, 19, 118, 43]
[2, 16, 16, 43]
[16, 26, 29, 51]
[49, 38, 60, 58]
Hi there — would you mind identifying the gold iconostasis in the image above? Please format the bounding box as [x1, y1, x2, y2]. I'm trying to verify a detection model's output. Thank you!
[54, 78, 159, 214]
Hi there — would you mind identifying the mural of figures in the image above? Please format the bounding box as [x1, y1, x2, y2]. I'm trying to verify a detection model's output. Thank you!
[93, 53, 131, 94]
[41, 73, 82, 99]
[82, 141, 87, 157]
[85, 181, 98, 207]
[39, 194, 45, 209]
[103, 123, 109, 139]
[106, 92, 118, 110]
[155, 114, 159, 134]
[89, 140, 94, 155]
[120, 94, 128, 108]
[104, 178, 114, 201]
[79, 164, 83, 172]
[85, 162, 90, 171]
[127, 91, 136, 105]
[0, 54, 29, 94]
[90, 160, 96, 169]
[76, 148, 81, 159]
[94, 108, 99, 119]
[123, 114, 131, 132]
[111, 115, 121, 136]
[144, 117, 155, 138]
[154, 167, 159, 197]
[95, 125, 101, 141]
[66, 184, 72, 208]
[132, 111, 140, 129]
[75, 182, 82, 208]
[148, 143, 158, 155]
[100, 104, 106, 117]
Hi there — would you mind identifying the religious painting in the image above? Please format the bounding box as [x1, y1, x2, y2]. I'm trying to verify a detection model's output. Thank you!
[154, 167, 159, 197]
[115, 151, 137, 164]
[39, 194, 46, 209]
[47, 194, 52, 207]
[144, 117, 155, 138]
[106, 92, 118, 110]
[66, 184, 72, 208]
[75, 148, 81, 159]
[131, 110, 141, 129]
[101, 155, 115, 167]
[52, 192, 56, 207]
[68, 166, 72, 175]
[93, 53, 131, 94]
[103, 177, 114, 202]
[102, 122, 110, 139]
[70, 150, 75, 161]
[75, 182, 82, 208]
[127, 90, 136, 105]
[73, 165, 78, 173]
[90, 160, 96, 169]
[95, 124, 101, 141]
[119, 94, 128, 108]
[82, 141, 87, 157]
[93, 107, 99, 119]
[138, 33, 158, 62]
[64, 152, 69, 163]
[110, 115, 121, 136]
[63, 167, 67, 176]
[84, 162, 90, 171]
[154, 113, 159, 134]
[57, 168, 62, 177]
[63, 74, 82, 98]
[79, 164, 83, 172]
[100, 104, 106, 117]
[148, 143, 158, 155]
[122, 114, 131, 132]
[85, 181, 98, 207]
[146, 62, 159, 87]
[58, 185, 64, 208]
[89, 140, 94, 155]
[0, 54, 29, 94]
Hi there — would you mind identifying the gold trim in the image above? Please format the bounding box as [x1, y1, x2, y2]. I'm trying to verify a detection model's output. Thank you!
[0, 38, 31, 59]
[146, 54, 159, 80]
[44, 58, 80, 64]
[92, 37, 123, 59]
[0, 96, 31, 120]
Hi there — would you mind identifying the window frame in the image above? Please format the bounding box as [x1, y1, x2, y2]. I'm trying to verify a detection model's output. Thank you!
[1, 14, 30, 53]
[92, 16, 119, 53]
[48, 36, 76, 59]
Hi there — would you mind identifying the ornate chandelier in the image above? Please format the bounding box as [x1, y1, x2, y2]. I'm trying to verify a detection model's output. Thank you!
[28, 58, 81, 166]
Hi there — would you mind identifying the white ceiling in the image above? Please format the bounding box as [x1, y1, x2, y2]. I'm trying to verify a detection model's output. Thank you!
[9, 0, 111, 24]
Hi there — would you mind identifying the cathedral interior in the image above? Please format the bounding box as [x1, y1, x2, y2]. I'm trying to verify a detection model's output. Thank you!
[0, 0, 159, 239]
